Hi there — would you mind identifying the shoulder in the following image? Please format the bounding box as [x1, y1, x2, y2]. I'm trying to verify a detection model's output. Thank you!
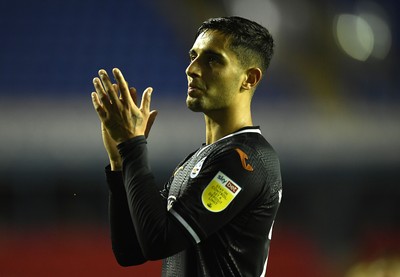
[213, 130, 279, 168]
[212, 131, 282, 195]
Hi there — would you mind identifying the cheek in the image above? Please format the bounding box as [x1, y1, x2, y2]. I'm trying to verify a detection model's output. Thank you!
[205, 67, 244, 99]
[211, 70, 241, 87]
[220, 72, 243, 93]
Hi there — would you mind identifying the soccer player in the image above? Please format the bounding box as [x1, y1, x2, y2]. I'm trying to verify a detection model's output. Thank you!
[91, 16, 282, 276]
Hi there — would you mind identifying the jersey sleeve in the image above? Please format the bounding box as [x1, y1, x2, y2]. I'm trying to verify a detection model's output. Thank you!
[117, 136, 194, 260]
[169, 145, 272, 242]
[105, 166, 147, 266]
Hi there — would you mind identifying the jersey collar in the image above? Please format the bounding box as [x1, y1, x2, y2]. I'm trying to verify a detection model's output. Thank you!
[197, 126, 261, 157]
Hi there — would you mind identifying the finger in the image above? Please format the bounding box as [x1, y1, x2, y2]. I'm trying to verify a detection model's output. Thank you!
[129, 87, 138, 106]
[99, 69, 120, 107]
[112, 84, 121, 99]
[101, 122, 107, 132]
[140, 87, 153, 113]
[91, 92, 107, 120]
[112, 68, 134, 107]
[93, 77, 112, 110]
[145, 110, 158, 138]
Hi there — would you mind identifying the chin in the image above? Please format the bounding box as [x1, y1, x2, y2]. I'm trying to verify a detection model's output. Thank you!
[186, 97, 203, 112]
[186, 102, 203, 112]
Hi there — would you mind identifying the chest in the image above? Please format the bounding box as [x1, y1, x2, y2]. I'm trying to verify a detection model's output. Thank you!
[166, 145, 216, 210]
[169, 153, 207, 198]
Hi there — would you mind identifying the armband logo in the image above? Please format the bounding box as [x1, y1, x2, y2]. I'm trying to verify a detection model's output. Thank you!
[201, 171, 242, 212]
[190, 156, 207, 179]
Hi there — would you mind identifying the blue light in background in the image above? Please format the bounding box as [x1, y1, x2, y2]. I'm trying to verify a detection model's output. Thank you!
[0, 0, 187, 96]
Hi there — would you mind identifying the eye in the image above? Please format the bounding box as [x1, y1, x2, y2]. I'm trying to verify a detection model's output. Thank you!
[207, 54, 222, 65]
[208, 56, 216, 63]
[189, 52, 197, 61]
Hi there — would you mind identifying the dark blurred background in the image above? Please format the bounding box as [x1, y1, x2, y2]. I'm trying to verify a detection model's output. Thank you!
[0, 0, 399, 276]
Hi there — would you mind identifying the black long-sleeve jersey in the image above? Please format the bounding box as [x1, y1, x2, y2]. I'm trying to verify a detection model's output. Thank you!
[106, 126, 282, 276]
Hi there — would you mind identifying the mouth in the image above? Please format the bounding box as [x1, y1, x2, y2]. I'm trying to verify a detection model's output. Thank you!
[187, 83, 204, 97]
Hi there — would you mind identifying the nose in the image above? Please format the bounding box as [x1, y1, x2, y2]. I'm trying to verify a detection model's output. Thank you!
[185, 58, 201, 78]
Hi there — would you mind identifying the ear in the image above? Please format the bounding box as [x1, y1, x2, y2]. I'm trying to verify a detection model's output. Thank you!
[241, 67, 262, 91]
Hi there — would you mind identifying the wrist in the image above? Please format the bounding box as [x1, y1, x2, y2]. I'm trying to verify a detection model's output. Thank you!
[116, 133, 145, 145]
[110, 160, 122, 171]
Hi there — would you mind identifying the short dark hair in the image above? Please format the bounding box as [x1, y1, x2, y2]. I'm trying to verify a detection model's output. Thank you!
[196, 16, 274, 73]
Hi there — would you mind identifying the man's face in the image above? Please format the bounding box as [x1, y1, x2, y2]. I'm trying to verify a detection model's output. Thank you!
[185, 30, 246, 113]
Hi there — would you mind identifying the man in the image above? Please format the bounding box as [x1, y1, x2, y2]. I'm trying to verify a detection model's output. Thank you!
[91, 16, 282, 276]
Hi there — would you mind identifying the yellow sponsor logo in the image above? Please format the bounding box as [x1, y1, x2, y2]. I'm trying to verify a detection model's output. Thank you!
[202, 171, 241, 212]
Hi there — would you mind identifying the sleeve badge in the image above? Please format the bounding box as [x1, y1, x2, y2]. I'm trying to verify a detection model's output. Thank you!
[201, 171, 242, 212]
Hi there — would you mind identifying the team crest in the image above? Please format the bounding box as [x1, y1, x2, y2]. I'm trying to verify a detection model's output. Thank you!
[190, 157, 207, 178]
[201, 171, 241, 212]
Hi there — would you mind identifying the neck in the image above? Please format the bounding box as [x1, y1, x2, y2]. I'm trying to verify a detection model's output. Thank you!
[204, 105, 253, 144]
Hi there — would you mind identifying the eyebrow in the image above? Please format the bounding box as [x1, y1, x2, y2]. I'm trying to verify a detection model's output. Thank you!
[189, 49, 225, 60]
